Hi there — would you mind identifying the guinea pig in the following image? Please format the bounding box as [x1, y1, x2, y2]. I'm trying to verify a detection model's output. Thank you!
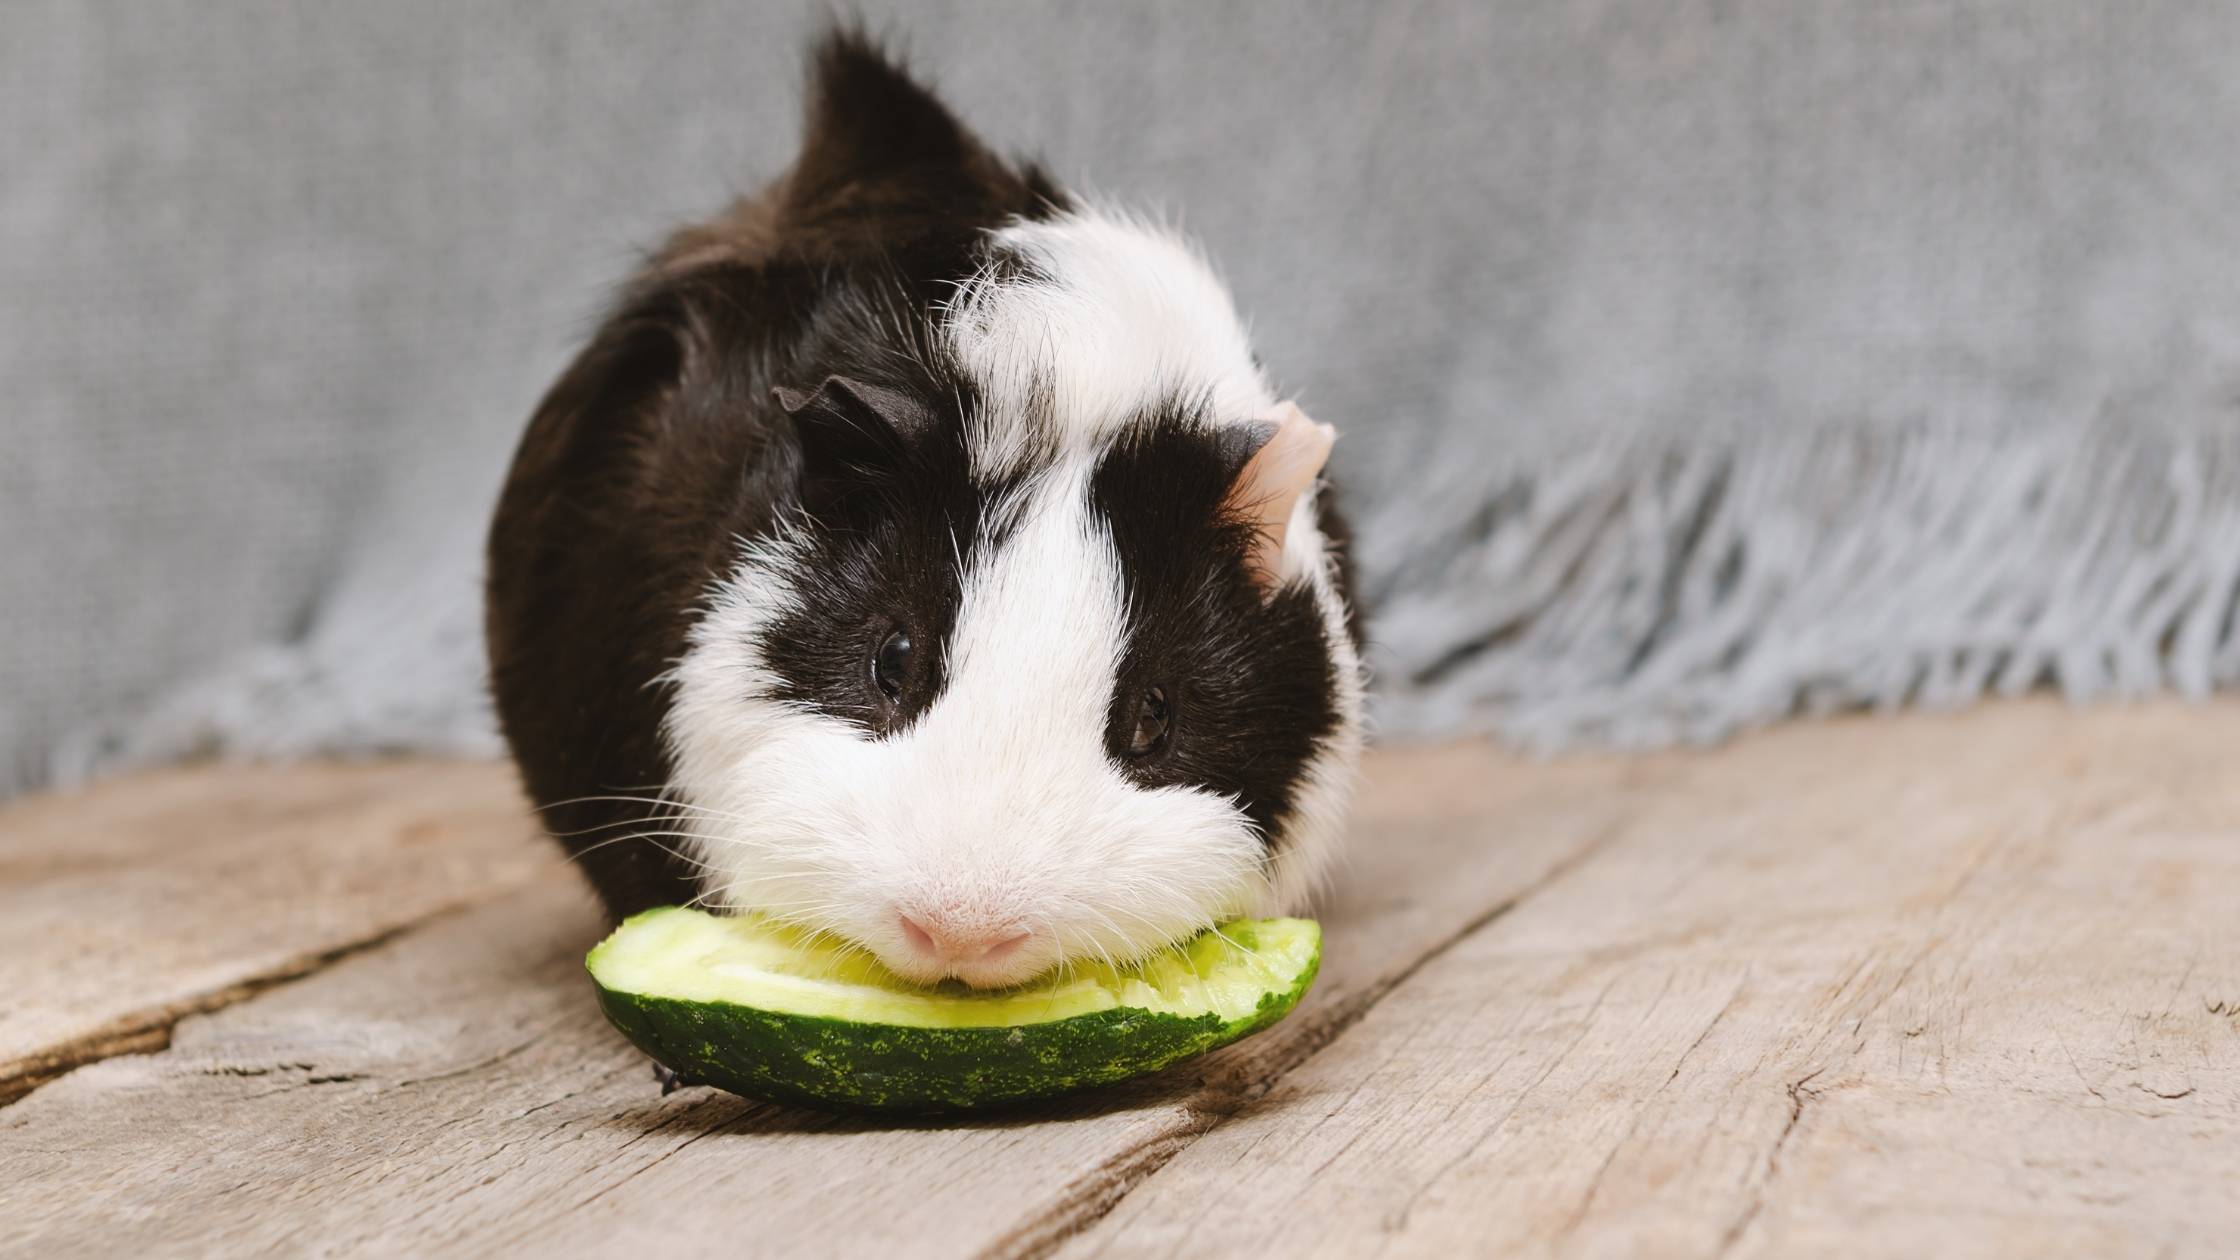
[486, 32, 1364, 989]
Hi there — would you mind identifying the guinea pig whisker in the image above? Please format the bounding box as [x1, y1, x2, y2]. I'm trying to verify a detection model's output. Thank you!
[542, 812, 705, 839]
[1064, 914, 1124, 978]
[679, 884, 735, 912]
[567, 830, 725, 872]
[533, 791, 687, 814]
[725, 891, 852, 917]
[565, 826, 711, 852]
[534, 793, 766, 827]
[686, 831, 798, 853]
[1207, 924, 1269, 967]
[772, 922, 883, 973]
[1096, 902, 1176, 942]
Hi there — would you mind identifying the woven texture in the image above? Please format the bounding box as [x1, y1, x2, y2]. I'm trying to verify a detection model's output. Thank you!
[9, 2, 2240, 793]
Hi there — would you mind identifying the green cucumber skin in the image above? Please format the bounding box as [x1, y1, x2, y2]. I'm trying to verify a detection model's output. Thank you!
[593, 950, 1321, 1115]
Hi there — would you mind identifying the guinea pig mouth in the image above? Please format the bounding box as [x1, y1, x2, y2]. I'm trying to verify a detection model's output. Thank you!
[879, 912, 1053, 990]
[942, 958, 1045, 990]
[890, 949, 1052, 991]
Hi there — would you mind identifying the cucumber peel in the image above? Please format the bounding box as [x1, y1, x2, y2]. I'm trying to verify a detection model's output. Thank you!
[586, 907, 1321, 1114]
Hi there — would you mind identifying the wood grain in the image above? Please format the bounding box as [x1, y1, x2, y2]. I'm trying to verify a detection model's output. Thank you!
[0, 759, 552, 1101]
[5, 703, 2236, 1258]
[1059, 702, 2240, 1259]
[0, 742, 1640, 1257]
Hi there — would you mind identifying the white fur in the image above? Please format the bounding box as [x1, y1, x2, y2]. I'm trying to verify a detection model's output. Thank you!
[664, 207, 1364, 985]
[946, 208, 1367, 911]
[667, 471, 1268, 986]
[945, 207, 1276, 476]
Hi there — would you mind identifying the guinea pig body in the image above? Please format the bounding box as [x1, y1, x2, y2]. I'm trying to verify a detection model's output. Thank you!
[486, 34, 1364, 988]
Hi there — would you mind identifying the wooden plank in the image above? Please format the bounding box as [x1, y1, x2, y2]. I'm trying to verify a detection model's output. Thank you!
[0, 741, 1641, 1257]
[1058, 702, 2240, 1259]
[15, 703, 2229, 1257]
[0, 759, 552, 1101]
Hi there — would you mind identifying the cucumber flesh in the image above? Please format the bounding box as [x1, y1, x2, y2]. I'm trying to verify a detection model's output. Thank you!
[586, 907, 1321, 1113]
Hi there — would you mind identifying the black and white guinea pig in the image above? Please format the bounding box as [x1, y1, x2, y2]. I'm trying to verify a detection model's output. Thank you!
[486, 33, 1365, 989]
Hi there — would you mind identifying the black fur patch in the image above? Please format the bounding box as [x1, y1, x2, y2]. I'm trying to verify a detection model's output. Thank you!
[1091, 414, 1342, 844]
[486, 30, 1066, 918]
[755, 367, 1023, 739]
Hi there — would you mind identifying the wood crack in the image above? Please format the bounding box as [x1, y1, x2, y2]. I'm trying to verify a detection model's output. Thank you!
[1553, 969, 1754, 1242]
[0, 901, 484, 1108]
[1714, 1066, 1827, 1256]
[987, 813, 1635, 1260]
[1383, 975, 1620, 1250]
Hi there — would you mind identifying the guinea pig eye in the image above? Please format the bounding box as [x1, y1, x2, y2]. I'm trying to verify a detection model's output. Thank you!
[1127, 685, 1172, 757]
[870, 627, 913, 701]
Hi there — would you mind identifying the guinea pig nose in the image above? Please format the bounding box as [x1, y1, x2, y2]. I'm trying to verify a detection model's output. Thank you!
[897, 914, 1030, 965]
[899, 914, 940, 958]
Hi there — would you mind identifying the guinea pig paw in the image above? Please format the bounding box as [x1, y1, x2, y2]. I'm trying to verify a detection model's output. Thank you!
[650, 1058, 705, 1096]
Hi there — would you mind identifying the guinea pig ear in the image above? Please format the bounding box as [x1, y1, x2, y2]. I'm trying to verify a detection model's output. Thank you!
[1221, 401, 1337, 591]
[787, 33, 993, 218]
[774, 375, 935, 516]
[773, 375, 935, 442]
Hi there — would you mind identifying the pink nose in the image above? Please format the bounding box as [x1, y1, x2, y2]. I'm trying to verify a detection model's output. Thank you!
[898, 913, 1031, 966]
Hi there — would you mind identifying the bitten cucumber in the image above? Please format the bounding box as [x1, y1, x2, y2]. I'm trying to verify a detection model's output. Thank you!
[586, 907, 1320, 1113]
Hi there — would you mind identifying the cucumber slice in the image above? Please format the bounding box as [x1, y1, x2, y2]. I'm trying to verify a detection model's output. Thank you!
[586, 907, 1321, 1114]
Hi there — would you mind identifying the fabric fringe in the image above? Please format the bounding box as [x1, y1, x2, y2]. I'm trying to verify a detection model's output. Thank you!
[51, 422, 2240, 783]
[1362, 422, 2240, 748]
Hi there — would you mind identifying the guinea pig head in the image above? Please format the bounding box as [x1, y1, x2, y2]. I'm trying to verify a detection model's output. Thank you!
[664, 373, 1361, 988]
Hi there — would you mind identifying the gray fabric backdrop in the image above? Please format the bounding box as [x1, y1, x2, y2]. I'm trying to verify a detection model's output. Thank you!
[9, 2, 2240, 796]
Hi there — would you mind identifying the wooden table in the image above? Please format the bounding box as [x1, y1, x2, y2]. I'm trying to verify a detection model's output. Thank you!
[3, 701, 2235, 1257]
